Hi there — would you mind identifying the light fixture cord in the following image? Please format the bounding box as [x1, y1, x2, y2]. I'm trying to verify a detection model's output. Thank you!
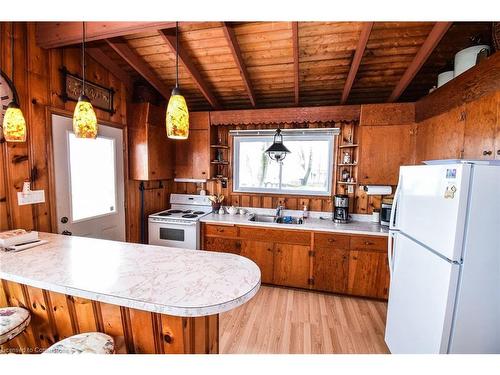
[175, 21, 179, 88]
[11, 22, 14, 86]
[82, 22, 86, 95]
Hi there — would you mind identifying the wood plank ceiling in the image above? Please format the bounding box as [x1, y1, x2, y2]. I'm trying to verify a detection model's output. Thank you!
[80, 21, 492, 111]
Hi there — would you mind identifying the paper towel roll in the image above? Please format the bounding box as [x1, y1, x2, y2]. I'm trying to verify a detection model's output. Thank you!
[363, 185, 392, 195]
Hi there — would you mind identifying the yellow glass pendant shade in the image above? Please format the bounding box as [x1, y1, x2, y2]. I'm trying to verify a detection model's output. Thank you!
[2, 102, 27, 142]
[166, 87, 189, 139]
[73, 95, 98, 139]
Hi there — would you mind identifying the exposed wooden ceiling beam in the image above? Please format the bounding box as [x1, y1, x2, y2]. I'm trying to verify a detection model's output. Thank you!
[159, 29, 220, 109]
[387, 22, 453, 102]
[340, 22, 373, 105]
[86, 47, 132, 92]
[292, 22, 300, 106]
[222, 22, 256, 107]
[105, 38, 171, 100]
[36, 22, 184, 49]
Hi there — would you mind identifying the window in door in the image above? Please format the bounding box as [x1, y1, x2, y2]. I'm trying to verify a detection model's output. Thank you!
[68, 132, 117, 222]
[232, 130, 336, 196]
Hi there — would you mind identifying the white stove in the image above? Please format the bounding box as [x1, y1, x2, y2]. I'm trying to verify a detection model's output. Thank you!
[148, 194, 212, 250]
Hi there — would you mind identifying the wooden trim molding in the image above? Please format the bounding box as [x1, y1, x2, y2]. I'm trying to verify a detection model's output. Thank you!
[340, 22, 373, 104]
[222, 22, 256, 107]
[106, 38, 171, 100]
[209, 105, 361, 126]
[415, 51, 500, 122]
[387, 22, 452, 102]
[159, 29, 220, 109]
[36, 22, 181, 49]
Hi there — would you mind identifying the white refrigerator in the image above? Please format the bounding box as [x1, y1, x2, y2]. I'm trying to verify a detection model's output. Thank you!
[385, 160, 500, 354]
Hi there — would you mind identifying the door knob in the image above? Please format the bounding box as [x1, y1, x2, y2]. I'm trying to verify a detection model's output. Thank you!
[61, 230, 72, 236]
[60, 216, 68, 224]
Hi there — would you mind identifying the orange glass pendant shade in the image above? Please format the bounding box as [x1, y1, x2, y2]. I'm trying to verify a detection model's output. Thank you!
[73, 94, 98, 139]
[2, 101, 27, 142]
[166, 87, 189, 139]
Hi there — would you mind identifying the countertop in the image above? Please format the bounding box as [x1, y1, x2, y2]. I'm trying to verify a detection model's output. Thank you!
[201, 213, 389, 237]
[0, 233, 261, 317]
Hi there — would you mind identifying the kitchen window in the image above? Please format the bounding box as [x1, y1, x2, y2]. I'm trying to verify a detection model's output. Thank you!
[231, 128, 338, 196]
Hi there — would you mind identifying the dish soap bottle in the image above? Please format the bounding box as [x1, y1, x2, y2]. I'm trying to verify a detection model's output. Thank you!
[302, 205, 309, 219]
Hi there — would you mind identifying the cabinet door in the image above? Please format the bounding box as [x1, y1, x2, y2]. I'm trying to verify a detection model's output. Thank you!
[358, 124, 416, 185]
[240, 240, 274, 284]
[204, 237, 241, 255]
[313, 246, 349, 293]
[463, 93, 497, 160]
[174, 129, 209, 179]
[273, 244, 310, 289]
[347, 250, 389, 299]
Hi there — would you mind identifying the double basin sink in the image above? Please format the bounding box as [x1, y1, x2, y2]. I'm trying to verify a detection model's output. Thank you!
[248, 214, 304, 225]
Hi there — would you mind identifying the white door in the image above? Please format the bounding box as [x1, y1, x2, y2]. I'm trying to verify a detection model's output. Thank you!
[52, 114, 126, 241]
[394, 164, 471, 261]
[385, 232, 459, 354]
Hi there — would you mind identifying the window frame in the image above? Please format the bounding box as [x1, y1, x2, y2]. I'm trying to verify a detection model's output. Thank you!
[232, 131, 336, 197]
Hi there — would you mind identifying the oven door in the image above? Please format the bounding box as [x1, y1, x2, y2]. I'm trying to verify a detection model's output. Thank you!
[148, 218, 199, 249]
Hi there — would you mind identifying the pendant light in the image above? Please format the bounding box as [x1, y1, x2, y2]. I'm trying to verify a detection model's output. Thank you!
[73, 22, 98, 139]
[166, 22, 189, 140]
[265, 128, 290, 163]
[2, 23, 27, 142]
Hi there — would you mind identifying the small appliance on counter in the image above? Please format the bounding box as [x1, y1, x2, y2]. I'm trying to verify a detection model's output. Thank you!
[380, 198, 393, 227]
[333, 194, 349, 223]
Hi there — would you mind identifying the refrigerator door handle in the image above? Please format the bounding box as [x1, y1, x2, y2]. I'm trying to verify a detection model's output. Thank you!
[388, 231, 396, 277]
[390, 175, 402, 230]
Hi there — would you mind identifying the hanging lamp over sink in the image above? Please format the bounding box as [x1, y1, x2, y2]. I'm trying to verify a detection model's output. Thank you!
[266, 128, 290, 163]
[72, 22, 98, 139]
[166, 22, 189, 139]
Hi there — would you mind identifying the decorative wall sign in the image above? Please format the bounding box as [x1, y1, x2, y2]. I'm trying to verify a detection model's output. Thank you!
[60, 67, 115, 114]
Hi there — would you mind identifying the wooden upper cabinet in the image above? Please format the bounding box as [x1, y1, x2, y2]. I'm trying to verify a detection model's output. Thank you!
[128, 102, 175, 180]
[463, 92, 499, 160]
[358, 124, 416, 185]
[174, 112, 210, 180]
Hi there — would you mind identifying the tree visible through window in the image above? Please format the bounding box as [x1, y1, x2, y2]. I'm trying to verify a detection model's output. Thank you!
[233, 133, 334, 196]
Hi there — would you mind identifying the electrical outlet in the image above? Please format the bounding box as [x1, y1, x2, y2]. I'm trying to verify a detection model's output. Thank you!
[347, 185, 354, 194]
[17, 190, 45, 206]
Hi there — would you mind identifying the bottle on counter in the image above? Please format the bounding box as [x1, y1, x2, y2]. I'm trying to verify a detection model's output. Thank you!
[302, 205, 309, 219]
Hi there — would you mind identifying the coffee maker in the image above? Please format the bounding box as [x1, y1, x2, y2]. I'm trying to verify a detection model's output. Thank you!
[333, 194, 349, 223]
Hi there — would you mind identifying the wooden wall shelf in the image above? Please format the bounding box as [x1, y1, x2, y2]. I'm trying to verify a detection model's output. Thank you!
[339, 144, 359, 148]
[210, 144, 230, 149]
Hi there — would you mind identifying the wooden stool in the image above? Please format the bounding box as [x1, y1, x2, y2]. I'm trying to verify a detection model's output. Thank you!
[0, 307, 31, 353]
[43, 332, 115, 354]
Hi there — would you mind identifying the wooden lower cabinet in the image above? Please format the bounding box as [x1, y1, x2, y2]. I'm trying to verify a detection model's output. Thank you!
[273, 244, 310, 289]
[240, 240, 274, 284]
[313, 246, 349, 293]
[202, 224, 389, 299]
[204, 237, 241, 255]
[347, 250, 389, 299]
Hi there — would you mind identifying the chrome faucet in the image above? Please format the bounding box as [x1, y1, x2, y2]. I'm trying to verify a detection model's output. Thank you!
[275, 205, 284, 221]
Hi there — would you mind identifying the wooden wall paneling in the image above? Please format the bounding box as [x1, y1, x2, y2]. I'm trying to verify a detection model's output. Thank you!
[47, 291, 76, 342]
[99, 302, 127, 353]
[160, 315, 186, 353]
[128, 308, 157, 353]
[360, 103, 415, 126]
[2, 23, 35, 231]
[71, 296, 98, 333]
[24, 285, 57, 349]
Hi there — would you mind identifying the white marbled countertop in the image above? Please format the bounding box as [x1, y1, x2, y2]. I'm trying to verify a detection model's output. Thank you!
[0, 233, 261, 317]
[201, 210, 389, 237]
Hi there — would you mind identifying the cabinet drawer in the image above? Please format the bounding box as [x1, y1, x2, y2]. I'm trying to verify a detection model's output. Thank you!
[314, 233, 350, 249]
[239, 226, 310, 245]
[204, 224, 238, 238]
[350, 236, 387, 251]
[204, 237, 241, 254]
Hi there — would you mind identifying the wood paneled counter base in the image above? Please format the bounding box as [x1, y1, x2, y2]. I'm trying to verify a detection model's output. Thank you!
[0, 280, 218, 354]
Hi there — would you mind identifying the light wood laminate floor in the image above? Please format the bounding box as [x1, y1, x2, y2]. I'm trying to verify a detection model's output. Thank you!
[220, 286, 389, 354]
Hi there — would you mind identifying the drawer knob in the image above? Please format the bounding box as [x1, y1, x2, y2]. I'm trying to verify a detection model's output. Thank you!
[497, 150, 500, 156]
[364, 241, 373, 245]
[217, 228, 224, 232]
[483, 150, 492, 156]
[328, 238, 336, 243]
